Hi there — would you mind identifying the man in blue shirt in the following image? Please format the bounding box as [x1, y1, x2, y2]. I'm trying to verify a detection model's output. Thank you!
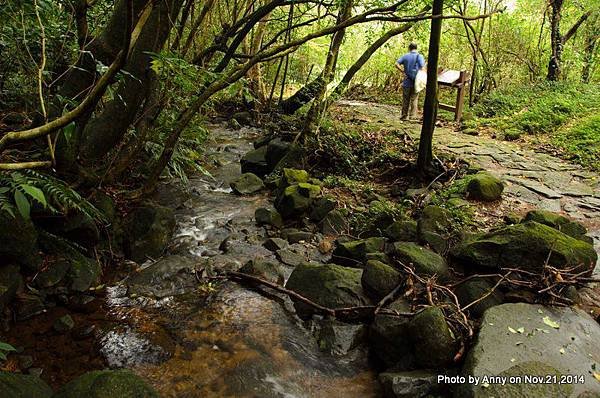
[395, 42, 425, 120]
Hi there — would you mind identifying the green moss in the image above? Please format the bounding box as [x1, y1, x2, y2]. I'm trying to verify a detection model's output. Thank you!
[361, 260, 402, 300]
[408, 306, 456, 368]
[393, 242, 449, 279]
[54, 370, 159, 398]
[0, 371, 52, 398]
[466, 172, 504, 201]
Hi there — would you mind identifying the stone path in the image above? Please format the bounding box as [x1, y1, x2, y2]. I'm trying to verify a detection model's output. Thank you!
[337, 100, 600, 250]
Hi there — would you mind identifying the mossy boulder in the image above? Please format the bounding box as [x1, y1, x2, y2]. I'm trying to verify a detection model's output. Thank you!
[0, 212, 41, 271]
[369, 298, 413, 368]
[240, 145, 269, 177]
[0, 264, 22, 311]
[254, 207, 283, 228]
[319, 210, 348, 236]
[361, 260, 402, 301]
[239, 259, 284, 285]
[265, 138, 292, 170]
[455, 278, 503, 317]
[385, 220, 418, 242]
[310, 197, 337, 222]
[417, 206, 453, 253]
[457, 303, 600, 397]
[123, 204, 176, 263]
[285, 262, 371, 318]
[408, 306, 457, 369]
[230, 173, 264, 195]
[452, 221, 597, 274]
[275, 183, 320, 219]
[522, 210, 592, 244]
[332, 237, 386, 267]
[0, 371, 53, 398]
[392, 242, 449, 280]
[54, 370, 159, 398]
[278, 168, 309, 189]
[466, 172, 504, 201]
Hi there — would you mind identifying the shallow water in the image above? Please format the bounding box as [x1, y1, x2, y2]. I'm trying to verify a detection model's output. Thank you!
[98, 125, 379, 397]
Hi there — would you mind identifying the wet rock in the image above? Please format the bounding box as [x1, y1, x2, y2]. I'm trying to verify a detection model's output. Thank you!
[55, 211, 100, 248]
[123, 203, 176, 263]
[34, 260, 69, 288]
[239, 259, 284, 285]
[275, 183, 320, 219]
[286, 231, 314, 244]
[316, 319, 366, 356]
[232, 111, 252, 126]
[332, 237, 386, 267]
[310, 197, 337, 222]
[466, 172, 504, 201]
[361, 260, 402, 301]
[54, 369, 159, 398]
[254, 207, 283, 229]
[392, 242, 449, 280]
[456, 303, 600, 397]
[0, 264, 22, 311]
[385, 220, 418, 242]
[455, 278, 503, 317]
[263, 237, 288, 252]
[53, 314, 75, 333]
[522, 210, 592, 244]
[286, 262, 371, 318]
[265, 138, 292, 170]
[417, 205, 453, 253]
[408, 306, 457, 369]
[0, 212, 41, 271]
[276, 249, 305, 266]
[379, 370, 448, 398]
[16, 293, 45, 320]
[241, 145, 269, 177]
[452, 221, 597, 274]
[230, 173, 264, 195]
[67, 254, 102, 292]
[0, 371, 53, 398]
[369, 298, 413, 368]
[127, 255, 197, 298]
[319, 210, 348, 236]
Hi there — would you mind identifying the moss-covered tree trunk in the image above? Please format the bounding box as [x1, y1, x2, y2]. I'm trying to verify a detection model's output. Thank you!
[417, 0, 443, 173]
[547, 0, 564, 81]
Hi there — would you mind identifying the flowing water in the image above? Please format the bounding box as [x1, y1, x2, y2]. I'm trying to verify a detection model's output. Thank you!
[97, 124, 379, 397]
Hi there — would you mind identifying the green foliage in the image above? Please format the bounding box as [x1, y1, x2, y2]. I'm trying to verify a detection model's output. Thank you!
[0, 341, 16, 361]
[553, 113, 600, 170]
[0, 170, 105, 222]
[351, 197, 410, 236]
[471, 82, 600, 135]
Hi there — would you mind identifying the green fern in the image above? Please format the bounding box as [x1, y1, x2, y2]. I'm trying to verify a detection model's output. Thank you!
[0, 170, 106, 223]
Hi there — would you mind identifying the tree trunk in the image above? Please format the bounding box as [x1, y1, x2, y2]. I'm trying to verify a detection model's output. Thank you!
[304, 0, 353, 134]
[417, 0, 443, 173]
[78, 0, 184, 162]
[547, 0, 564, 81]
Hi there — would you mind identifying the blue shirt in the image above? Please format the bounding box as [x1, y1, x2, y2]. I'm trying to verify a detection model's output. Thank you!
[397, 51, 425, 88]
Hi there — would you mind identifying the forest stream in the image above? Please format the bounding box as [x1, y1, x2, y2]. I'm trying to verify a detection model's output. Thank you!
[94, 123, 378, 397]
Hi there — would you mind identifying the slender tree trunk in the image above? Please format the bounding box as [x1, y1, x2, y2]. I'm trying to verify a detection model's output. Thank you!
[581, 34, 597, 83]
[547, 0, 563, 81]
[304, 0, 353, 134]
[417, 0, 443, 173]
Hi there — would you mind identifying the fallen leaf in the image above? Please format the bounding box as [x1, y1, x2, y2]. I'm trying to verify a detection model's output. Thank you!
[543, 316, 560, 329]
[508, 326, 517, 333]
[593, 372, 600, 382]
[559, 348, 566, 354]
[517, 327, 525, 334]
